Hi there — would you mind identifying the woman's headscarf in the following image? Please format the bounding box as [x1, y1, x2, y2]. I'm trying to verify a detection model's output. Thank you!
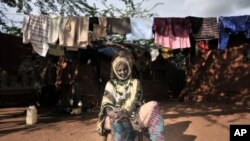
[111, 56, 132, 80]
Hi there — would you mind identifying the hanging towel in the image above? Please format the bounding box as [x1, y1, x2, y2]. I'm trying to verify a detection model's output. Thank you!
[195, 17, 219, 40]
[126, 17, 154, 41]
[59, 16, 77, 47]
[22, 15, 30, 44]
[31, 42, 49, 57]
[76, 17, 89, 48]
[48, 16, 60, 44]
[27, 15, 49, 44]
[106, 17, 131, 35]
[93, 17, 107, 39]
[22, 15, 50, 57]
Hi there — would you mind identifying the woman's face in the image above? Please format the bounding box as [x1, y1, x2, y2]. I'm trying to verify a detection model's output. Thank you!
[115, 63, 129, 79]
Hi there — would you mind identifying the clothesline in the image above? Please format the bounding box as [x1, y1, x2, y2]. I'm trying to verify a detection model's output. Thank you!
[3, 11, 250, 18]
[21, 14, 250, 58]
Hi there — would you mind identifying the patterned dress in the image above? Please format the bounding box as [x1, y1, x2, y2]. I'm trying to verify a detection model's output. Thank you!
[97, 78, 165, 141]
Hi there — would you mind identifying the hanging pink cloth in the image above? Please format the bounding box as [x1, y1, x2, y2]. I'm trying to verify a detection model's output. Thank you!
[155, 33, 191, 49]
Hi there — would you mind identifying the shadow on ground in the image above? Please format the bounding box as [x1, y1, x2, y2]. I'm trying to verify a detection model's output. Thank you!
[138, 120, 196, 141]
[161, 100, 250, 118]
[0, 100, 249, 139]
[0, 106, 98, 136]
[165, 121, 196, 141]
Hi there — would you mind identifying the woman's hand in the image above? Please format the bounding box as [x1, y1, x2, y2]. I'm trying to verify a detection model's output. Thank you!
[113, 108, 129, 119]
[106, 109, 119, 119]
[106, 108, 129, 121]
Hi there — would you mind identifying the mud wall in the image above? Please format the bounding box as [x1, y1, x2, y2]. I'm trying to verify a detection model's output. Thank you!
[181, 33, 250, 105]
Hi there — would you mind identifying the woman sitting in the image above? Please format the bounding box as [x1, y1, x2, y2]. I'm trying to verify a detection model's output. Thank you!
[97, 50, 165, 141]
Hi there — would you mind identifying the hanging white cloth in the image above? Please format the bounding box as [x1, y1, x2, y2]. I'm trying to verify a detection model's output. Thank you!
[126, 17, 154, 41]
[59, 16, 78, 47]
[22, 15, 50, 57]
[22, 15, 30, 44]
[76, 17, 89, 48]
[48, 16, 60, 44]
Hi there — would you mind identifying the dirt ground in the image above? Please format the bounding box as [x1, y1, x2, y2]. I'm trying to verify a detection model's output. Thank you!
[0, 101, 250, 141]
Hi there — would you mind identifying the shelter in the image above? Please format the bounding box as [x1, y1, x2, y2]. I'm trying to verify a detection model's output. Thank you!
[1, 15, 250, 109]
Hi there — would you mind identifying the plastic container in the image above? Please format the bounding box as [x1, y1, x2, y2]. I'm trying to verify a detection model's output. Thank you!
[26, 105, 37, 125]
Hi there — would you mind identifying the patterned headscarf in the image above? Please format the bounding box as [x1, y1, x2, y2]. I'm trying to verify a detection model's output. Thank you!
[112, 56, 132, 80]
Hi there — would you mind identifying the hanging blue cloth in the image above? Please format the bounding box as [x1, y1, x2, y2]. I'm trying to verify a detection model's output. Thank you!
[218, 15, 250, 50]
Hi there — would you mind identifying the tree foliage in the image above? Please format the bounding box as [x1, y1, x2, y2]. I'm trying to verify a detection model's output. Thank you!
[0, 0, 162, 35]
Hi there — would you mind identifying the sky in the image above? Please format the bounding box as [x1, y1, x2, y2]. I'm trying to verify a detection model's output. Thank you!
[5, 0, 250, 17]
[88, 0, 250, 17]
[136, 0, 250, 17]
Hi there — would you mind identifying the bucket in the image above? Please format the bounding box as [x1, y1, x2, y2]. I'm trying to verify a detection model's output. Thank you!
[26, 105, 37, 125]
